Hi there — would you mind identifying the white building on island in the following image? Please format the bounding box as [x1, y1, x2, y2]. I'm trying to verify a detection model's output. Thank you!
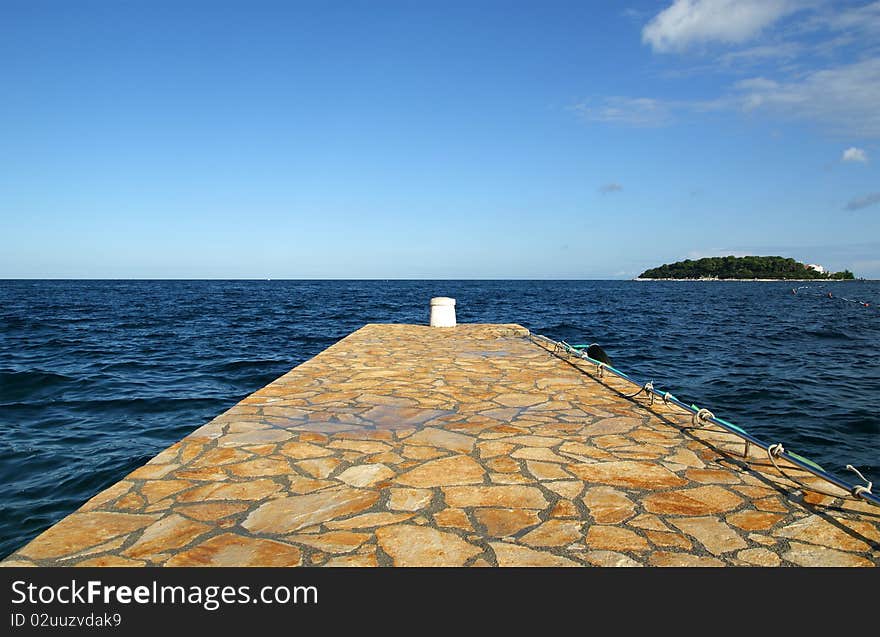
[806, 263, 826, 274]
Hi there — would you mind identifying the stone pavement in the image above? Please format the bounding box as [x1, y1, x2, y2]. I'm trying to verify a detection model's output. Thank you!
[3, 324, 878, 567]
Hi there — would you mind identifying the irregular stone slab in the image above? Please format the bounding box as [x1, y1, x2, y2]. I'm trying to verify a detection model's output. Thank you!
[176, 479, 283, 503]
[242, 487, 379, 534]
[327, 440, 392, 454]
[494, 393, 546, 407]
[296, 457, 341, 479]
[218, 429, 293, 447]
[783, 542, 873, 567]
[550, 500, 579, 518]
[336, 463, 395, 488]
[520, 520, 583, 547]
[226, 458, 294, 477]
[585, 526, 650, 553]
[405, 428, 475, 453]
[544, 481, 584, 499]
[77, 556, 146, 567]
[774, 515, 871, 553]
[434, 508, 473, 531]
[395, 455, 485, 488]
[737, 548, 781, 566]
[511, 447, 569, 464]
[325, 512, 414, 530]
[490, 542, 579, 567]
[644, 530, 692, 550]
[280, 441, 335, 459]
[287, 531, 369, 554]
[585, 551, 642, 567]
[569, 461, 686, 490]
[583, 417, 640, 436]
[642, 486, 743, 516]
[502, 435, 562, 448]
[473, 508, 542, 536]
[376, 525, 482, 566]
[388, 488, 434, 511]
[402, 445, 449, 460]
[477, 441, 516, 459]
[443, 485, 549, 509]
[726, 510, 785, 531]
[526, 460, 571, 481]
[686, 469, 742, 484]
[165, 534, 302, 566]
[582, 487, 635, 524]
[649, 552, 724, 567]
[174, 502, 249, 522]
[324, 553, 378, 567]
[19, 512, 160, 560]
[669, 517, 747, 555]
[123, 514, 212, 559]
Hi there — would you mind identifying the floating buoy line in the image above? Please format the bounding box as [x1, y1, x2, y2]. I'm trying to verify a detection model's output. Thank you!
[791, 285, 874, 309]
[529, 333, 878, 508]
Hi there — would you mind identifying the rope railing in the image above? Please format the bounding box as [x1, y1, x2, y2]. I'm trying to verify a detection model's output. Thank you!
[531, 333, 878, 507]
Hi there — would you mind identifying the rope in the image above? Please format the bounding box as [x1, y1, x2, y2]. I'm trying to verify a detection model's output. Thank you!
[766, 443, 851, 499]
[692, 407, 714, 427]
[529, 332, 878, 507]
[847, 465, 874, 499]
[623, 381, 654, 400]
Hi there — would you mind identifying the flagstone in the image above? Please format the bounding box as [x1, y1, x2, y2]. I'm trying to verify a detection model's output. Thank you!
[325, 512, 414, 530]
[726, 510, 785, 531]
[225, 458, 294, 477]
[585, 526, 650, 552]
[649, 552, 725, 567]
[165, 533, 302, 566]
[242, 487, 379, 534]
[376, 525, 482, 566]
[336, 463, 395, 488]
[521, 520, 583, 547]
[783, 542, 872, 567]
[434, 508, 473, 531]
[773, 515, 871, 552]
[296, 457, 341, 479]
[176, 479, 283, 503]
[388, 488, 434, 511]
[544, 480, 584, 499]
[279, 441, 335, 459]
[123, 514, 211, 559]
[443, 485, 548, 509]
[175, 502, 250, 522]
[473, 508, 542, 536]
[585, 551, 642, 567]
[642, 486, 743, 516]
[490, 542, 579, 567]
[404, 427, 475, 453]
[287, 531, 369, 554]
[582, 487, 635, 524]
[669, 517, 747, 555]
[395, 455, 485, 487]
[569, 461, 686, 490]
[18, 512, 160, 560]
[737, 548, 781, 566]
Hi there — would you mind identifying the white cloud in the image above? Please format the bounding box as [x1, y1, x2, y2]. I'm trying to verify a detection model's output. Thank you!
[572, 97, 671, 126]
[599, 183, 623, 194]
[729, 58, 880, 136]
[845, 192, 880, 210]
[842, 147, 868, 162]
[642, 0, 804, 52]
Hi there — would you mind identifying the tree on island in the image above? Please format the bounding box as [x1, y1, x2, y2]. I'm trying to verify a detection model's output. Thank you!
[638, 256, 855, 280]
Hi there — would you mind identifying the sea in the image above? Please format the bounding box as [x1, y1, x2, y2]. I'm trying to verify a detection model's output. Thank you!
[1, 279, 878, 558]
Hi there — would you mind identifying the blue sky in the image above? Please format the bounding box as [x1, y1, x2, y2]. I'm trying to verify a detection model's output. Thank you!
[2, 0, 879, 278]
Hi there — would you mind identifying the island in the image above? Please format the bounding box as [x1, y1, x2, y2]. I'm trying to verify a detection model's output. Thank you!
[638, 256, 855, 280]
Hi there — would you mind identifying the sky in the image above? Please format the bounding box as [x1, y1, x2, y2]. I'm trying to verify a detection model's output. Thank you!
[1, 0, 879, 279]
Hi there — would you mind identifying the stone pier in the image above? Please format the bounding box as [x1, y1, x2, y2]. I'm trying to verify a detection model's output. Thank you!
[3, 324, 878, 566]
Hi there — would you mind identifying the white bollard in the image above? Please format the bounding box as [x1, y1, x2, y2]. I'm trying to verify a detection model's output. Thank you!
[429, 297, 456, 327]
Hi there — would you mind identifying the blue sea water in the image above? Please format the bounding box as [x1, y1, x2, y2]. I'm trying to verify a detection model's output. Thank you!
[1, 279, 878, 558]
